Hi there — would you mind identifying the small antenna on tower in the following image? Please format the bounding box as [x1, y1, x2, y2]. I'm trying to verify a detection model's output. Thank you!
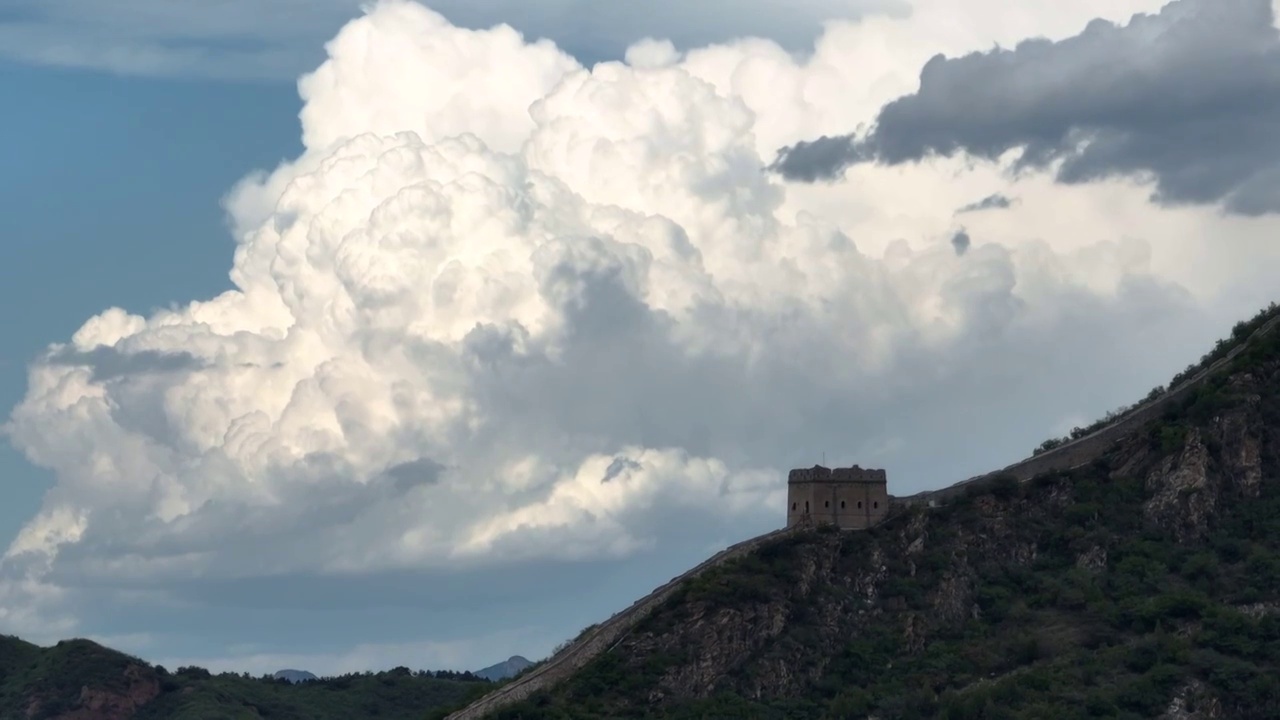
[822, 451, 826, 465]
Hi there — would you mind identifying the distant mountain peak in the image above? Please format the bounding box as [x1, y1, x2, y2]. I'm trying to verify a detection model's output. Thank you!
[474, 655, 533, 681]
[272, 668, 318, 683]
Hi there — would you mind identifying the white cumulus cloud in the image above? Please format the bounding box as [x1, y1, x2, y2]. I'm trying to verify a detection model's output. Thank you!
[3, 0, 1279, 660]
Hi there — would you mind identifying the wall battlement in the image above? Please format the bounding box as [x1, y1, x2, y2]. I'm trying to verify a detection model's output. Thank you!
[832, 466, 887, 483]
[788, 465, 887, 484]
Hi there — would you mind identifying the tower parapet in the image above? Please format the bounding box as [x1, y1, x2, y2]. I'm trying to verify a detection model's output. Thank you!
[787, 465, 832, 484]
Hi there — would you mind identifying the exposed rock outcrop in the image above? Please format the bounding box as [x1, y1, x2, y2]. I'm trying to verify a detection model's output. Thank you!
[24, 663, 160, 720]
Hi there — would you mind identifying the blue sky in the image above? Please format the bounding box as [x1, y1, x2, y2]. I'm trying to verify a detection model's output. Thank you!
[0, 61, 299, 540]
[2, 0, 1279, 677]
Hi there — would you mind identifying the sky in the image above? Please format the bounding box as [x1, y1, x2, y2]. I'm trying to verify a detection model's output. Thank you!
[1, 0, 1279, 677]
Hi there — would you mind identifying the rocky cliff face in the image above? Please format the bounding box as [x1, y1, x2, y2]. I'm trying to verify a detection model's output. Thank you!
[38, 665, 161, 720]
[486, 340, 1280, 719]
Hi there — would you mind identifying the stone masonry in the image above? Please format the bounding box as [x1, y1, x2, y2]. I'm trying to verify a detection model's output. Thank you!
[787, 465, 889, 530]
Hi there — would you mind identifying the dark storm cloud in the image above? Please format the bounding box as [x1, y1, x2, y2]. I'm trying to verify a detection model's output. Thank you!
[767, 134, 865, 182]
[951, 229, 972, 255]
[773, 0, 1280, 215]
[383, 458, 446, 493]
[601, 457, 642, 484]
[956, 193, 1014, 214]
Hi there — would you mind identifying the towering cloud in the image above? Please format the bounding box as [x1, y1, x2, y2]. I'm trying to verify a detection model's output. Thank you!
[2, 0, 1275, 658]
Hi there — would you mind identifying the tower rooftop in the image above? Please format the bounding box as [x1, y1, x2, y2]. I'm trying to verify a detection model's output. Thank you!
[787, 465, 887, 484]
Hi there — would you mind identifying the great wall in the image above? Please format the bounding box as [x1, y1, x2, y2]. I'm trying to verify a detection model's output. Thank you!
[445, 310, 1280, 720]
[894, 311, 1280, 508]
[444, 526, 799, 720]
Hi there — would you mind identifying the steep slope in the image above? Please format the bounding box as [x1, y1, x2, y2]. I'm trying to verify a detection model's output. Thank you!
[0, 636, 489, 720]
[442, 303, 1280, 720]
[440, 527, 800, 720]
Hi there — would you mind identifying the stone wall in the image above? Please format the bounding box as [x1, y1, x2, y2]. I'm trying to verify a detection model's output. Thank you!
[789, 480, 889, 529]
[444, 526, 801, 720]
[788, 465, 890, 528]
[786, 481, 812, 527]
[834, 480, 888, 529]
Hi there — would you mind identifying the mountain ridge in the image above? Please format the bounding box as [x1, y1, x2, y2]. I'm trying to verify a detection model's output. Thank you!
[440, 302, 1280, 720]
[0, 635, 491, 720]
[442, 527, 803, 720]
[896, 308, 1280, 508]
[3, 304, 1278, 720]
[454, 304, 1280, 717]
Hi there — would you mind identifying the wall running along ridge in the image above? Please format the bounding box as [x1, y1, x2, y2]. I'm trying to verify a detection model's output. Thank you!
[894, 312, 1280, 508]
[445, 311, 1280, 719]
[444, 526, 803, 720]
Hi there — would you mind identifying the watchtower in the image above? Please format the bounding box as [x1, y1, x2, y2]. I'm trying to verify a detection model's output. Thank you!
[786, 464, 889, 530]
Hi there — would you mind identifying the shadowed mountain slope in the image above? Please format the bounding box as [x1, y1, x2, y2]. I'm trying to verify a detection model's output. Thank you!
[0, 635, 490, 720]
[440, 303, 1280, 720]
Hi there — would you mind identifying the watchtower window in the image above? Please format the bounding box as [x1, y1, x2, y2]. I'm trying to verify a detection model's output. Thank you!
[873, 501, 879, 509]
[840, 500, 846, 509]
[805, 501, 809, 512]
[857, 501, 863, 509]
[791, 502, 796, 511]
[824, 500, 829, 508]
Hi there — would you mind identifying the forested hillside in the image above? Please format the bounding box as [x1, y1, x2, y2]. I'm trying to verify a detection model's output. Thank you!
[0, 634, 490, 720]
[448, 304, 1280, 720]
